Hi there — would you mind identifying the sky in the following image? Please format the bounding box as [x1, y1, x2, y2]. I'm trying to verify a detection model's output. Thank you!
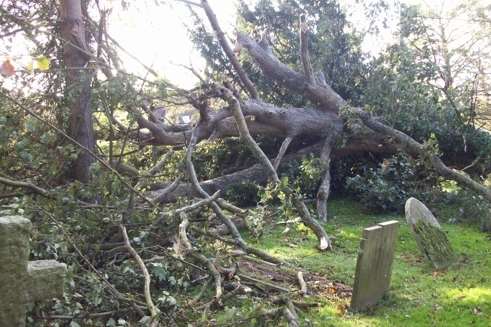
[107, 0, 400, 88]
[108, 0, 469, 88]
[2, 0, 484, 89]
[108, 0, 249, 88]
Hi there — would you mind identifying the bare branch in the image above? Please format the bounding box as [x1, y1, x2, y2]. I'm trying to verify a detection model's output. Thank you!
[120, 224, 160, 326]
[299, 15, 314, 83]
[216, 86, 332, 250]
[0, 175, 51, 198]
[351, 107, 491, 202]
[151, 177, 182, 205]
[217, 86, 278, 182]
[297, 271, 307, 296]
[316, 134, 337, 222]
[177, 213, 223, 299]
[185, 125, 282, 264]
[273, 137, 293, 171]
[176, 191, 221, 213]
[201, 0, 259, 99]
[293, 196, 332, 250]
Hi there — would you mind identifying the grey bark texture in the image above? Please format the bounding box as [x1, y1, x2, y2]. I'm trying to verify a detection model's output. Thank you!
[60, 0, 95, 183]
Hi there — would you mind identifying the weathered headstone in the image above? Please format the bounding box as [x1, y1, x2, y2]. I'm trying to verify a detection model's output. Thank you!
[350, 220, 399, 311]
[0, 216, 67, 327]
[405, 197, 454, 270]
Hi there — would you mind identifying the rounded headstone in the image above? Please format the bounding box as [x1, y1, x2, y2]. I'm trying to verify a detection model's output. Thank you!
[405, 198, 454, 270]
[405, 198, 441, 227]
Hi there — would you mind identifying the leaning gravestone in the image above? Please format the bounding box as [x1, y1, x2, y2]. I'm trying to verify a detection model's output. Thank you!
[405, 197, 455, 270]
[0, 216, 67, 327]
[350, 220, 399, 311]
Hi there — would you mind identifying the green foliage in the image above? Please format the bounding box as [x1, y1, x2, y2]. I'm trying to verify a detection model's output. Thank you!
[443, 182, 491, 232]
[280, 154, 323, 197]
[346, 153, 441, 212]
[224, 182, 260, 207]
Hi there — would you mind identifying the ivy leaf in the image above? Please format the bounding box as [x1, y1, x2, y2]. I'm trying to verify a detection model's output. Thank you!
[0, 59, 16, 77]
[35, 56, 50, 71]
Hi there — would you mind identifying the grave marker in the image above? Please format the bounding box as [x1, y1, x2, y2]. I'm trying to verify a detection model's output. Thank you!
[0, 216, 67, 327]
[405, 197, 454, 270]
[350, 220, 399, 311]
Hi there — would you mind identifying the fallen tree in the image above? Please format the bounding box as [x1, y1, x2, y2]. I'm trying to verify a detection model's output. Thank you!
[142, 0, 491, 230]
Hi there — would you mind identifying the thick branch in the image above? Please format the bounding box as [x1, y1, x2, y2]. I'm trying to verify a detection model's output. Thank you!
[237, 33, 345, 112]
[201, 0, 259, 99]
[150, 137, 396, 203]
[217, 86, 331, 250]
[299, 15, 314, 83]
[273, 137, 293, 171]
[316, 134, 336, 222]
[351, 107, 491, 202]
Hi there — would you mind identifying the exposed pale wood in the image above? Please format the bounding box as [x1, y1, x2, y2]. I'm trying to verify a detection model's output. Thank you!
[120, 224, 159, 326]
[273, 137, 293, 171]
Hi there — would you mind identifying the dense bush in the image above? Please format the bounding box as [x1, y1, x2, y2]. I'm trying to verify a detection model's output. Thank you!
[346, 153, 441, 212]
[443, 181, 491, 232]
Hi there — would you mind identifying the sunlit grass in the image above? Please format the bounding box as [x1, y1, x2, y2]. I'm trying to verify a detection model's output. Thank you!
[221, 198, 491, 326]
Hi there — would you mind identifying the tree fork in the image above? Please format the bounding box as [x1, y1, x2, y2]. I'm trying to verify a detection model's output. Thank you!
[236, 31, 491, 205]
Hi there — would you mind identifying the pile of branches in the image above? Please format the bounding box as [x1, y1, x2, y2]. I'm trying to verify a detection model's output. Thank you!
[2, 0, 491, 325]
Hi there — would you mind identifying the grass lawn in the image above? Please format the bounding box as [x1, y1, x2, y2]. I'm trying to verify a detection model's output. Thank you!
[217, 198, 491, 326]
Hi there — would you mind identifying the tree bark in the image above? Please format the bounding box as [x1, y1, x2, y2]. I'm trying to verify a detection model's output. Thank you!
[236, 32, 491, 204]
[60, 0, 95, 183]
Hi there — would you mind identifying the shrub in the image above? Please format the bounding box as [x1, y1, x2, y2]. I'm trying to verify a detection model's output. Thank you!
[224, 182, 260, 207]
[346, 153, 440, 212]
[443, 182, 491, 232]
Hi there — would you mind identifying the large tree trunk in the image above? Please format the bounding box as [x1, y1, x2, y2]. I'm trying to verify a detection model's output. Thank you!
[60, 0, 95, 183]
[142, 2, 491, 223]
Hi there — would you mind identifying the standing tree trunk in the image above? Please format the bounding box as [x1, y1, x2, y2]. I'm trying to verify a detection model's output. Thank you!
[60, 0, 94, 183]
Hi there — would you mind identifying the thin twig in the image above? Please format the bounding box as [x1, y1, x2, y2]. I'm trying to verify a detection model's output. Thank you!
[0, 175, 51, 198]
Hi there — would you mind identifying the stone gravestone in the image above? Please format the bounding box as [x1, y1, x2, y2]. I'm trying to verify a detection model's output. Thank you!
[0, 216, 67, 327]
[350, 220, 399, 311]
[405, 197, 455, 270]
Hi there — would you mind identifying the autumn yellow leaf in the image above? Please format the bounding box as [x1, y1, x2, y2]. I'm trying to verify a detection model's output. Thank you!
[35, 56, 50, 71]
[25, 61, 34, 73]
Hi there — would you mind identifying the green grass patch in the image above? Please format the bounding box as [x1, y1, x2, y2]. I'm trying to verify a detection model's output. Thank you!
[220, 198, 491, 326]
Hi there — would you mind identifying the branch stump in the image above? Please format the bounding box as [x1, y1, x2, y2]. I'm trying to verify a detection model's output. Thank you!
[405, 197, 455, 270]
[0, 216, 67, 327]
[350, 220, 399, 311]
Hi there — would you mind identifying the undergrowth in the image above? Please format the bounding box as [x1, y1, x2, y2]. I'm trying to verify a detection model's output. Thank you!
[217, 198, 491, 327]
